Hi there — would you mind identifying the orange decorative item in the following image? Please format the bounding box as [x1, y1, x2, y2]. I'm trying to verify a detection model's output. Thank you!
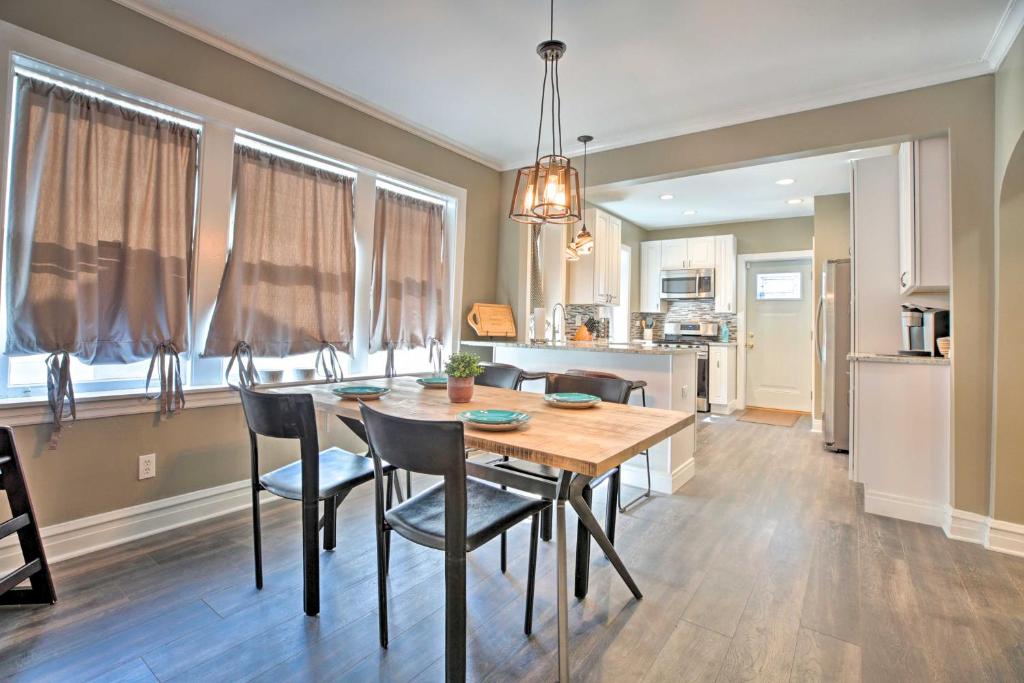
[573, 325, 592, 341]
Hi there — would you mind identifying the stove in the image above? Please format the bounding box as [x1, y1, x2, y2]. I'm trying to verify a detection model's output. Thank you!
[658, 321, 720, 412]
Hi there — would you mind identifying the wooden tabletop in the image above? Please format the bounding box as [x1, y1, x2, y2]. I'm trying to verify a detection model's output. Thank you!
[270, 377, 693, 477]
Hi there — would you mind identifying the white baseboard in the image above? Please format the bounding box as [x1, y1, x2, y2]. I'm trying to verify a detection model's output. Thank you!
[0, 478, 273, 575]
[864, 490, 947, 528]
[621, 456, 695, 495]
[810, 418, 823, 433]
[988, 519, 1024, 558]
[710, 400, 738, 416]
[943, 506, 990, 544]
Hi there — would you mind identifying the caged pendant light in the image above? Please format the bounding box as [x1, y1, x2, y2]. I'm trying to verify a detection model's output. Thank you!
[508, 0, 582, 225]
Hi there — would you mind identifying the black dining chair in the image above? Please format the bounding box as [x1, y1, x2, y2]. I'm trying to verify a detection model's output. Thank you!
[494, 372, 632, 598]
[566, 369, 652, 511]
[238, 386, 398, 616]
[360, 402, 547, 681]
[477, 362, 525, 390]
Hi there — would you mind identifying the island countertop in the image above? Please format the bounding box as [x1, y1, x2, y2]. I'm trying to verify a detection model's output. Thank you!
[462, 339, 700, 355]
[848, 352, 950, 366]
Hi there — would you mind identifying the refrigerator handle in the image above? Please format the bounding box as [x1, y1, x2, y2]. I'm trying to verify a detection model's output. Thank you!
[815, 296, 825, 362]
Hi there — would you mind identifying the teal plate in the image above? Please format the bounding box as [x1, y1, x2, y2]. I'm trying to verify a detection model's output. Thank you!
[417, 376, 448, 389]
[457, 409, 531, 432]
[332, 385, 390, 400]
[544, 392, 601, 409]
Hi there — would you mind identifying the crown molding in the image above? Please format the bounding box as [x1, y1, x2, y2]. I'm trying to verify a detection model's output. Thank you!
[983, 0, 1024, 69]
[506, 59, 994, 171]
[109, 0, 504, 171]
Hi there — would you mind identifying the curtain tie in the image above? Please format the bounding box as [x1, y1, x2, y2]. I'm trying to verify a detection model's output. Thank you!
[225, 341, 257, 389]
[45, 351, 76, 448]
[145, 342, 185, 418]
[384, 342, 396, 378]
[314, 342, 344, 381]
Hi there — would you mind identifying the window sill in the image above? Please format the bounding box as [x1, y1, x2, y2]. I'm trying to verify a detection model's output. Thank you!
[0, 373, 422, 427]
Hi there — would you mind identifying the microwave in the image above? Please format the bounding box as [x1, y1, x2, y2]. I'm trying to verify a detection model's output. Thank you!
[660, 268, 715, 300]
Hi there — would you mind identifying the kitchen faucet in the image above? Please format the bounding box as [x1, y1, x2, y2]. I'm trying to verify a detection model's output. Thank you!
[550, 303, 568, 342]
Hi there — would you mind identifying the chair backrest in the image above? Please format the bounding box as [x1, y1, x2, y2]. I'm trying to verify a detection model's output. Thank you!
[359, 402, 468, 553]
[238, 387, 321, 502]
[546, 372, 632, 404]
[476, 362, 524, 390]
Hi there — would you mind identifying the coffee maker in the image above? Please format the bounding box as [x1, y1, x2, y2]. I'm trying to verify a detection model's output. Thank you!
[899, 305, 949, 356]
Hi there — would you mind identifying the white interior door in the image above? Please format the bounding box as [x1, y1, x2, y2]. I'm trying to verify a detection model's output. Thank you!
[745, 259, 813, 411]
[611, 245, 631, 342]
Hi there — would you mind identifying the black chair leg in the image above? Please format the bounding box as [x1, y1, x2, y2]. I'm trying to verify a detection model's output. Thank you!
[375, 519, 390, 647]
[500, 484, 508, 573]
[445, 551, 467, 681]
[323, 495, 338, 551]
[251, 482, 263, 590]
[540, 505, 552, 542]
[524, 513, 540, 636]
[605, 469, 619, 548]
[384, 472, 394, 574]
[406, 470, 412, 498]
[574, 485, 594, 599]
[301, 497, 320, 616]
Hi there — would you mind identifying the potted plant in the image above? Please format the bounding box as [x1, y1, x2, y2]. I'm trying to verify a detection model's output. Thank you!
[444, 351, 483, 403]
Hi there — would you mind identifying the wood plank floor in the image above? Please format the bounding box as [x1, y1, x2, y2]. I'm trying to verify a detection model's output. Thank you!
[3, 414, 1023, 681]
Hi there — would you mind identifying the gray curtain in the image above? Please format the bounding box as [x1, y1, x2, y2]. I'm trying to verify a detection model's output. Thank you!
[5, 76, 198, 433]
[204, 145, 355, 360]
[369, 187, 448, 354]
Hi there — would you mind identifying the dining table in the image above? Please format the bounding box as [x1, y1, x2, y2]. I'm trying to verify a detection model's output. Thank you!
[273, 375, 693, 682]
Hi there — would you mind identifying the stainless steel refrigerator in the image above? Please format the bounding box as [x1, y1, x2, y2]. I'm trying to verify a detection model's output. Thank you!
[818, 259, 851, 452]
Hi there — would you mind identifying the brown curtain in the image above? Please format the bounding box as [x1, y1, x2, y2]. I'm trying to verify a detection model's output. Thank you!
[5, 76, 198, 432]
[369, 187, 448, 353]
[204, 145, 355, 360]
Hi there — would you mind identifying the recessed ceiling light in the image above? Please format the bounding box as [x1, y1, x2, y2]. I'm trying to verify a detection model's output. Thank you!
[659, 194, 674, 200]
[683, 210, 697, 216]
[786, 198, 804, 205]
[775, 178, 795, 186]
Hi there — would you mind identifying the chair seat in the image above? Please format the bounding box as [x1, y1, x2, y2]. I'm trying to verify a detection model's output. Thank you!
[493, 458, 618, 487]
[385, 478, 548, 552]
[259, 447, 376, 501]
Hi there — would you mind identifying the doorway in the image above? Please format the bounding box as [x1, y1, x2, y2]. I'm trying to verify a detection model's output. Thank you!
[743, 258, 813, 412]
[611, 245, 631, 342]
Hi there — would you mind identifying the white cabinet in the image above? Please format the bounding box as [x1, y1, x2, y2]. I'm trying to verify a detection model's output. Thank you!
[713, 235, 737, 313]
[708, 345, 737, 412]
[568, 207, 622, 306]
[898, 137, 950, 294]
[659, 236, 716, 270]
[639, 241, 663, 312]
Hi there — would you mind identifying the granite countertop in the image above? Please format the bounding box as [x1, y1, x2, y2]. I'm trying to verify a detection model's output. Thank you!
[706, 341, 737, 347]
[847, 352, 951, 366]
[462, 340, 699, 355]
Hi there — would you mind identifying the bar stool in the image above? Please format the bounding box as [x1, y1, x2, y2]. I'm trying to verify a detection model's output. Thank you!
[566, 369, 652, 511]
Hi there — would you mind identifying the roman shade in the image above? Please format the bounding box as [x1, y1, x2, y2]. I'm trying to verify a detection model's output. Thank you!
[5, 76, 198, 437]
[204, 144, 356, 370]
[369, 187, 449, 358]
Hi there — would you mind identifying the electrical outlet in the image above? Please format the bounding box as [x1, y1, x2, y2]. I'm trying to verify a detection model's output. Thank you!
[138, 453, 156, 480]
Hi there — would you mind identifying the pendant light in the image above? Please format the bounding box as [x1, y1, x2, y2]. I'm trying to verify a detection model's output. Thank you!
[508, 0, 582, 225]
[571, 134, 594, 255]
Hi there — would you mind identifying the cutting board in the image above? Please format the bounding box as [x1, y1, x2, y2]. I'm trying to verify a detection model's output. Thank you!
[467, 303, 516, 338]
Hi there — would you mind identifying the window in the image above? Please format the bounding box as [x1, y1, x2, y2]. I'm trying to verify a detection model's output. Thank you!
[0, 47, 464, 420]
[756, 272, 802, 300]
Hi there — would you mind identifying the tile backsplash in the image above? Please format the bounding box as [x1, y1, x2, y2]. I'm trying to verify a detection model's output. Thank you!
[565, 304, 609, 340]
[631, 300, 737, 341]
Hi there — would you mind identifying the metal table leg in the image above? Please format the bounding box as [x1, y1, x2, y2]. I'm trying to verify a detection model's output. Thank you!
[555, 471, 572, 683]
[568, 474, 643, 600]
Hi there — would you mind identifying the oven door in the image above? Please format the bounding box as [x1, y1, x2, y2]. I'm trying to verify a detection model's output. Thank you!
[661, 270, 700, 299]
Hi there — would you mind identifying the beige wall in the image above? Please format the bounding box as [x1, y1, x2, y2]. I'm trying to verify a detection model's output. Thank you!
[993, 29, 1024, 524]
[646, 216, 813, 254]
[0, 0, 501, 525]
[811, 194, 851, 419]
[497, 76, 996, 515]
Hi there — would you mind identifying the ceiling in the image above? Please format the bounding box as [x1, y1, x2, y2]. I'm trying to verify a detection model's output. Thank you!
[588, 147, 893, 229]
[123, 0, 1018, 170]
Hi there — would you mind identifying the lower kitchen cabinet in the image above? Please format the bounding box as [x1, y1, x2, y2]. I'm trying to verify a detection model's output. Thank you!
[708, 344, 737, 413]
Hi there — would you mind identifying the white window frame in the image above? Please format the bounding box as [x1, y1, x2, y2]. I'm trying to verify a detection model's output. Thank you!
[0, 21, 467, 425]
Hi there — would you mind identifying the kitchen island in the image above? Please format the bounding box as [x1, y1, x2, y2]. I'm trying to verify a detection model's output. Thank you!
[462, 340, 698, 493]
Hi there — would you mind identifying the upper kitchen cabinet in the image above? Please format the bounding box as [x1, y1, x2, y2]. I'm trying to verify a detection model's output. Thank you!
[639, 241, 663, 312]
[713, 235, 737, 313]
[660, 236, 716, 270]
[898, 137, 950, 294]
[568, 207, 622, 306]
